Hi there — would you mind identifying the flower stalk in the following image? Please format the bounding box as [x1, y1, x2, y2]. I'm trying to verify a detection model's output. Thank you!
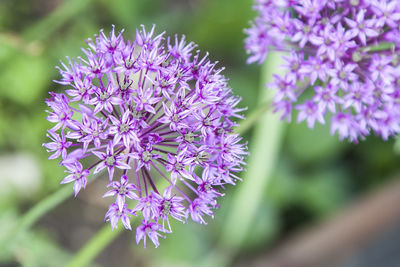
[200, 51, 286, 267]
[0, 173, 98, 253]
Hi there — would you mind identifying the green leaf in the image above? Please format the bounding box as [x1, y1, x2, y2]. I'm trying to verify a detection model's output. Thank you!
[299, 169, 350, 216]
[266, 160, 300, 207]
[287, 119, 347, 164]
[156, 221, 209, 262]
[394, 135, 400, 155]
[12, 231, 73, 267]
[22, 0, 93, 41]
[220, 52, 285, 251]
[242, 201, 279, 250]
[0, 52, 50, 105]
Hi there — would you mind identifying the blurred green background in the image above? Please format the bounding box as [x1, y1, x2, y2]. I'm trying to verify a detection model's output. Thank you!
[0, 0, 399, 266]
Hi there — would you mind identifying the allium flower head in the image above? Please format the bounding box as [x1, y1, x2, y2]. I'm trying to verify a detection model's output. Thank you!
[44, 25, 247, 247]
[245, 0, 400, 141]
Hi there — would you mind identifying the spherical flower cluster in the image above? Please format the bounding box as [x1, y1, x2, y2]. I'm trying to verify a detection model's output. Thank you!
[43, 25, 247, 247]
[245, 0, 400, 141]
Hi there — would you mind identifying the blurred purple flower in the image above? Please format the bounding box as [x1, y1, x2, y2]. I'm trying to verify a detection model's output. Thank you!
[135, 220, 168, 248]
[245, 0, 400, 142]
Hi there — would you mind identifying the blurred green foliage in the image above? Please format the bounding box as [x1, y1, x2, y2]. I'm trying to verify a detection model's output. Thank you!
[0, 0, 399, 266]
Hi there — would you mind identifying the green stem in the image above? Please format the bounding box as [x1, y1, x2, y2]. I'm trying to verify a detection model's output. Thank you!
[67, 202, 142, 267]
[202, 52, 286, 266]
[362, 42, 395, 53]
[222, 51, 285, 248]
[22, 0, 93, 41]
[67, 224, 124, 267]
[234, 100, 271, 135]
[0, 174, 98, 253]
[394, 135, 400, 155]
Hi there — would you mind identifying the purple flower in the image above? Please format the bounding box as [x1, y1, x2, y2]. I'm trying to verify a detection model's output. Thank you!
[105, 203, 133, 230]
[165, 150, 194, 184]
[92, 141, 131, 180]
[60, 161, 89, 197]
[135, 220, 168, 248]
[245, 0, 400, 141]
[96, 26, 125, 54]
[187, 197, 215, 225]
[157, 103, 190, 131]
[65, 76, 93, 103]
[291, 18, 319, 48]
[66, 113, 109, 150]
[43, 131, 71, 160]
[345, 9, 379, 45]
[372, 0, 400, 28]
[131, 87, 161, 114]
[296, 100, 325, 128]
[45, 93, 73, 131]
[310, 24, 338, 61]
[103, 174, 138, 211]
[327, 61, 358, 91]
[313, 84, 340, 113]
[195, 167, 224, 198]
[132, 194, 160, 221]
[44, 25, 247, 248]
[331, 112, 361, 142]
[299, 56, 331, 85]
[108, 110, 140, 148]
[368, 54, 394, 84]
[153, 186, 186, 230]
[88, 81, 123, 114]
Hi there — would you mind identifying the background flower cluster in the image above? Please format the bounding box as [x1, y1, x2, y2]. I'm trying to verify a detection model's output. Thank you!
[246, 0, 400, 141]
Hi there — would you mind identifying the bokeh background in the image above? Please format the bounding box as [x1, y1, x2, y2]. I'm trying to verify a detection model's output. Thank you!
[0, 0, 400, 266]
